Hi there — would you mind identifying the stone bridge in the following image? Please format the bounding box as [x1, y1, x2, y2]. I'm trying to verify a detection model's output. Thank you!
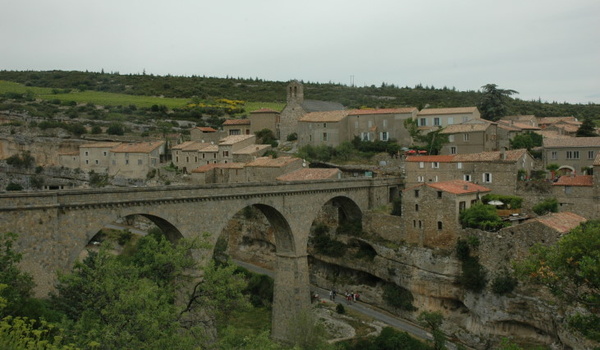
[0, 177, 401, 340]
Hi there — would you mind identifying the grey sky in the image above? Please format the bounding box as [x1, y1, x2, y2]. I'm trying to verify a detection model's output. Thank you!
[2, 0, 599, 104]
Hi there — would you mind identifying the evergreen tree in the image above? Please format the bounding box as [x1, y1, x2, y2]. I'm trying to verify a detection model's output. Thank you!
[576, 117, 598, 137]
[479, 84, 518, 121]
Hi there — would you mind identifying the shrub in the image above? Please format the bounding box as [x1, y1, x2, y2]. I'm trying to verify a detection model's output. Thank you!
[336, 303, 345, 314]
[286, 132, 297, 141]
[532, 197, 558, 216]
[459, 203, 507, 231]
[6, 182, 23, 191]
[382, 283, 416, 311]
[491, 272, 518, 295]
[460, 256, 487, 292]
[336, 219, 362, 236]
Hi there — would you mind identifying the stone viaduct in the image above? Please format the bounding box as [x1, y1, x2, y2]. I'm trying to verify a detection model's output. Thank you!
[0, 177, 401, 341]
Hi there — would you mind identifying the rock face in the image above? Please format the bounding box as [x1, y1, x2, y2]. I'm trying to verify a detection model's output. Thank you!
[222, 207, 597, 349]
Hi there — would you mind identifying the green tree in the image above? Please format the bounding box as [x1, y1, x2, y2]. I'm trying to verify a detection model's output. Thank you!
[255, 128, 278, 147]
[479, 84, 518, 121]
[90, 125, 102, 134]
[459, 203, 507, 231]
[0, 233, 35, 317]
[532, 197, 558, 216]
[515, 220, 600, 341]
[106, 123, 124, 136]
[509, 132, 542, 150]
[418, 311, 446, 350]
[576, 117, 598, 137]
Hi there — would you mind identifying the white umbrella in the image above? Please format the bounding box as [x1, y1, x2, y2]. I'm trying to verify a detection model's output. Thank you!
[488, 200, 503, 206]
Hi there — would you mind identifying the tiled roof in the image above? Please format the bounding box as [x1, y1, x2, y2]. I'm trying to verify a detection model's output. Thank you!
[534, 212, 586, 234]
[348, 108, 417, 116]
[439, 122, 491, 134]
[233, 144, 271, 155]
[276, 168, 340, 181]
[199, 145, 218, 152]
[171, 141, 196, 150]
[405, 155, 456, 162]
[191, 162, 245, 173]
[80, 142, 122, 149]
[299, 110, 349, 122]
[538, 116, 577, 125]
[110, 141, 164, 153]
[223, 119, 251, 126]
[417, 107, 479, 116]
[497, 120, 540, 131]
[543, 137, 600, 148]
[194, 126, 217, 132]
[250, 108, 279, 114]
[552, 175, 593, 187]
[535, 130, 572, 139]
[218, 134, 255, 145]
[425, 180, 491, 195]
[246, 156, 301, 168]
[453, 149, 528, 162]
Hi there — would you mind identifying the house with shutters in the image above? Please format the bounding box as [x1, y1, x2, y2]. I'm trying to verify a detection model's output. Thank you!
[108, 141, 166, 179]
[222, 119, 252, 136]
[346, 108, 417, 145]
[415, 107, 480, 133]
[542, 137, 600, 175]
[439, 119, 499, 155]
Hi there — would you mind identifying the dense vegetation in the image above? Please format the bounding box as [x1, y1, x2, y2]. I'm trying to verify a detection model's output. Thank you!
[1, 70, 599, 119]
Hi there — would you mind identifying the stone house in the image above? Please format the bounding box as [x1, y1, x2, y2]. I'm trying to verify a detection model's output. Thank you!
[249, 108, 280, 135]
[346, 108, 417, 145]
[404, 149, 535, 195]
[190, 162, 246, 184]
[74, 142, 122, 173]
[197, 144, 219, 165]
[232, 144, 272, 163]
[297, 110, 349, 147]
[401, 180, 491, 248]
[278, 80, 344, 141]
[222, 119, 252, 136]
[537, 116, 578, 129]
[57, 151, 80, 169]
[439, 119, 499, 155]
[276, 168, 342, 181]
[543, 137, 600, 175]
[544, 120, 582, 137]
[218, 135, 257, 164]
[171, 141, 212, 173]
[108, 141, 166, 179]
[190, 126, 223, 143]
[415, 107, 480, 133]
[551, 175, 598, 219]
[244, 156, 303, 183]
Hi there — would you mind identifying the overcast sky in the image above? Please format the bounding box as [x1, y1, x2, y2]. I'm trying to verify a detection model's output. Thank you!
[2, 0, 599, 104]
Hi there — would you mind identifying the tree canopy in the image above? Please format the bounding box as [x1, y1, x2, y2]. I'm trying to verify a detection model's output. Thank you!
[479, 83, 519, 121]
[576, 117, 598, 137]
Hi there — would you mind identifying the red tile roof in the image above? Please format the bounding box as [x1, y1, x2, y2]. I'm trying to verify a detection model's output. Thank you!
[276, 168, 340, 181]
[544, 137, 600, 148]
[534, 212, 586, 234]
[425, 180, 491, 195]
[417, 107, 479, 116]
[246, 156, 301, 168]
[405, 155, 456, 162]
[223, 119, 251, 126]
[348, 108, 417, 116]
[552, 175, 593, 187]
[453, 149, 528, 162]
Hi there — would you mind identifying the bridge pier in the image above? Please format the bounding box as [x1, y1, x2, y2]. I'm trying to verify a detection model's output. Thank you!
[271, 252, 311, 342]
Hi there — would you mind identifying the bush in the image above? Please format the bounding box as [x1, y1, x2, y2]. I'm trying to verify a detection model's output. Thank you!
[286, 132, 297, 141]
[532, 197, 558, 216]
[491, 273, 518, 295]
[382, 283, 416, 311]
[336, 303, 345, 314]
[5, 182, 23, 191]
[460, 256, 487, 292]
[459, 203, 507, 231]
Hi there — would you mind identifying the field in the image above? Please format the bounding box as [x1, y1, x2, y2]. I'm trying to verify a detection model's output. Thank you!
[0, 80, 284, 113]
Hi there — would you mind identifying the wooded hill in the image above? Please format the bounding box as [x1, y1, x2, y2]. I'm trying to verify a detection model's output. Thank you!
[0, 70, 598, 119]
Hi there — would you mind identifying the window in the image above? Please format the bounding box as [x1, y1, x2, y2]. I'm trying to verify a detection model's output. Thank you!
[361, 132, 370, 141]
[230, 129, 241, 135]
[450, 147, 457, 154]
[448, 117, 454, 125]
[457, 162, 462, 169]
[432, 162, 439, 168]
[483, 172, 492, 183]
[85, 160, 89, 164]
[380, 131, 389, 141]
[459, 201, 466, 211]
[419, 161, 424, 169]
[463, 133, 470, 141]
[437, 191, 442, 199]
[95, 160, 99, 165]
[223, 151, 229, 157]
[323, 123, 327, 128]
[565, 186, 572, 194]
[464, 174, 472, 181]
[417, 176, 425, 182]
[186, 157, 189, 162]
[419, 118, 427, 126]
[322, 133, 328, 141]
[588, 150, 595, 159]
[112, 160, 116, 165]
[566, 151, 579, 159]
[437, 221, 443, 230]
[84, 151, 89, 156]
[462, 116, 469, 122]
[413, 220, 416, 228]
[176, 156, 179, 162]
[418, 220, 422, 228]
[551, 151, 557, 160]
[195, 156, 198, 162]
[448, 135, 455, 142]
[414, 190, 420, 198]
[138, 159, 142, 165]
[434, 117, 441, 126]
[125, 159, 129, 165]
[103, 151, 107, 156]
[415, 204, 419, 211]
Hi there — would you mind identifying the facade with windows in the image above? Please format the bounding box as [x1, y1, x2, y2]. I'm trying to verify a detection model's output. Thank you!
[439, 119, 499, 155]
[401, 180, 491, 248]
[405, 149, 535, 195]
[346, 108, 417, 146]
[543, 137, 600, 175]
[415, 107, 480, 133]
[297, 110, 349, 147]
[75, 142, 121, 173]
[222, 119, 252, 136]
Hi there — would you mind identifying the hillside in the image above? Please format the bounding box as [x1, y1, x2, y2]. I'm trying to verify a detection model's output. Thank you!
[1, 70, 599, 119]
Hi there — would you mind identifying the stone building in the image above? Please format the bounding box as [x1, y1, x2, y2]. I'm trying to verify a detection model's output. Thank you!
[231, 144, 271, 163]
[190, 126, 223, 143]
[218, 135, 256, 164]
[222, 119, 251, 136]
[297, 110, 349, 147]
[190, 162, 246, 184]
[346, 108, 417, 145]
[244, 156, 303, 182]
[551, 175, 598, 219]
[171, 141, 212, 173]
[543, 137, 600, 175]
[415, 107, 480, 133]
[401, 180, 491, 248]
[249, 108, 280, 135]
[76, 142, 121, 173]
[404, 149, 535, 195]
[108, 141, 166, 179]
[439, 119, 499, 155]
[278, 80, 344, 141]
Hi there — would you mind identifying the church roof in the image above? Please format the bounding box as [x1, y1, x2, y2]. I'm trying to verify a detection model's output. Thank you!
[301, 100, 345, 113]
[299, 110, 349, 123]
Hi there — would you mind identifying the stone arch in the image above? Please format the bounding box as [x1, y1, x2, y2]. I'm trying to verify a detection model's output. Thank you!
[558, 165, 575, 175]
[124, 213, 184, 243]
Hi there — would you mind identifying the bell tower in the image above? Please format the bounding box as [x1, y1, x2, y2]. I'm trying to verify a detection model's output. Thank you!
[286, 80, 304, 104]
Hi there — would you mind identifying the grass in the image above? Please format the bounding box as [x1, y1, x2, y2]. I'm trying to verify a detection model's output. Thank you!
[0, 80, 284, 113]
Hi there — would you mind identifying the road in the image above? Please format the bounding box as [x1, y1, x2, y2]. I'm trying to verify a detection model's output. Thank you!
[232, 259, 462, 349]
